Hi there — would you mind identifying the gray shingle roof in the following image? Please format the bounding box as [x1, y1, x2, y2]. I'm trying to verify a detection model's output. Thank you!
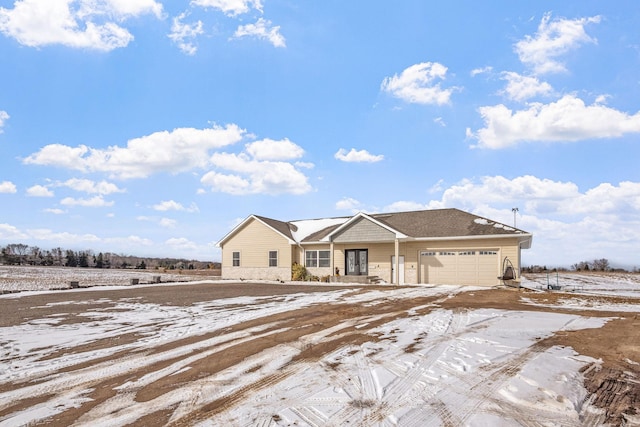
[293, 208, 528, 242]
[369, 208, 525, 239]
[219, 209, 530, 248]
[253, 215, 296, 241]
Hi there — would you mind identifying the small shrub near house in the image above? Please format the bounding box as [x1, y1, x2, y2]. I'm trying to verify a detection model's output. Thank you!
[291, 263, 325, 282]
[292, 262, 308, 281]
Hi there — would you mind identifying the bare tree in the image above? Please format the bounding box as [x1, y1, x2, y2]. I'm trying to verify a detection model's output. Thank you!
[591, 258, 610, 272]
[6, 243, 29, 265]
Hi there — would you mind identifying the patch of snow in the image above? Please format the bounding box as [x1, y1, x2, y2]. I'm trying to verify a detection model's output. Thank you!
[289, 216, 349, 242]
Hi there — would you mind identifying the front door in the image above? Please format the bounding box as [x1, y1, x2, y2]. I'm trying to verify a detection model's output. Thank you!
[345, 249, 368, 275]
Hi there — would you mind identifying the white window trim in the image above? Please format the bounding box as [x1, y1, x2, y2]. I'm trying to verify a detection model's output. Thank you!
[268, 250, 278, 267]
[305, 250, 330, 268]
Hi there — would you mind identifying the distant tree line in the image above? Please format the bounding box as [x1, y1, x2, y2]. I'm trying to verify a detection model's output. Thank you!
[523, 258, 639, 273]
[0, 243, 219, 271]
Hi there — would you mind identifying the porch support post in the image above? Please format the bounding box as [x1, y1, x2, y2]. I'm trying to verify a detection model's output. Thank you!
[394, 238, 399, 285]
[330, 241, 335, 278]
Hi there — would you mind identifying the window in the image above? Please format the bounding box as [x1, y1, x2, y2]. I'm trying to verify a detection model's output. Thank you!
[439, 251, 456, 256]
[269, 251, 278, 267]
[459, 251, 476, 256]
[232, 251, 240, 267]
[305, 250, 331, 268]
[421, 251, 436, 256]
[305, 251, 318, 268]
[480, 250, 498, 255]
[319, 250, 330, 267]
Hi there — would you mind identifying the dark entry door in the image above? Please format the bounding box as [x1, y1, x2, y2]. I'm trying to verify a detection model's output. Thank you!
[345, 249, 368, 275]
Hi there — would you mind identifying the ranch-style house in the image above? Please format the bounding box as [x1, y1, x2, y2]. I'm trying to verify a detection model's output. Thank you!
[216, 208, 532, 286]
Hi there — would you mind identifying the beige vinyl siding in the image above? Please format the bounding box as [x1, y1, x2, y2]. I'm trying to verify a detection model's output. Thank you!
[221, 218, 292, 281]
[332, 218, 395, 243]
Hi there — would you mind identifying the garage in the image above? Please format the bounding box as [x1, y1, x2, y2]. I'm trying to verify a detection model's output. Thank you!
[419, 249, 499, 286]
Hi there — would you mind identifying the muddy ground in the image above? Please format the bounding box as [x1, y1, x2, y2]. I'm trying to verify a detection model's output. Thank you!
[0, 282, 638, 426]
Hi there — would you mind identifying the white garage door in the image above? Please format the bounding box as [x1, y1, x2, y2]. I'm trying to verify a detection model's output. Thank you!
[420, 250, 499, 286]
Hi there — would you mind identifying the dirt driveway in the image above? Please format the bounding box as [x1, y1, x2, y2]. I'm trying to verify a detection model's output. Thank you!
[0, 282, 638, 426]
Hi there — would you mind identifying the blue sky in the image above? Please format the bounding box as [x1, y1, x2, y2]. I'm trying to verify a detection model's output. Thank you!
[1, 1, 639, 267]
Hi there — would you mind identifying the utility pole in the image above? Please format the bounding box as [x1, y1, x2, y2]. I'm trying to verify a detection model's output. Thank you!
[512, 207, 519, 228]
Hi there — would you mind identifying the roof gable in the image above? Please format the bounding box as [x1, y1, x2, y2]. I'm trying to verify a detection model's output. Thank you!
[216, 215, 295, 247]
[323, 212, 406, 242]
[332, 216, 397, 243]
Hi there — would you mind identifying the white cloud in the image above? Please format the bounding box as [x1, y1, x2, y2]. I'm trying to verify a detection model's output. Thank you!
[469, 94, 640, 149]
[500, 72, 553, 102]
[0, 110, 9, 132]
[24, 124, 245, 179]
[197, 137, 313, 196]
[202, 151, 312, 195]
[335, 197, 362, 212]
[232, 18, 285, 48]
[58, 178, 125, 195]
[470, 66, 493, 77]
[426, 175, 640, 222]
[295, 161, 314, 169]
[191, 0, 262, 16]
[0, 223, 27, 239]
[104, 235, 154, 247]
[168, 12, 203, 55]
[26, 228, 101, 243]
[515, 13, 601, 74]
[60, 195, 114, 207]
[159, 218, 177, 228]
[0, 180, 17, 193]
[23, 144, 90, 170]
[26, 184, 54, 197]
[165, 236, 198, 250]
[153, 200, 199, 212]
[381, 62, 456, 105]
[44, 208, 65, 214]
[94, 0, 163, 18]
[245, 138, 304, 161]
[200, 171, 249, 194]
[0, 223, 157, 253]
[383, 201, 430, 212]
[0, 0, 162, 51]
[433, 175, 579, 211]
[334, 148, 384, 163]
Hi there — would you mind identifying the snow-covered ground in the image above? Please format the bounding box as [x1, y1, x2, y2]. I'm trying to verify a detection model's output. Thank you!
[522, 271, 640, 297]
[0, 265, 210, 292]
[0, 271, 639, 426]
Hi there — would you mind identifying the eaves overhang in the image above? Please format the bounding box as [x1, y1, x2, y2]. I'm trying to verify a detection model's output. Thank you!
[405, 233, 533, 247]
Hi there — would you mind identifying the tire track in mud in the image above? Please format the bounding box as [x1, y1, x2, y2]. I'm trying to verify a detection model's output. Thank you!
[418, 331, 592, 426]
[286, 309, 477, 426]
